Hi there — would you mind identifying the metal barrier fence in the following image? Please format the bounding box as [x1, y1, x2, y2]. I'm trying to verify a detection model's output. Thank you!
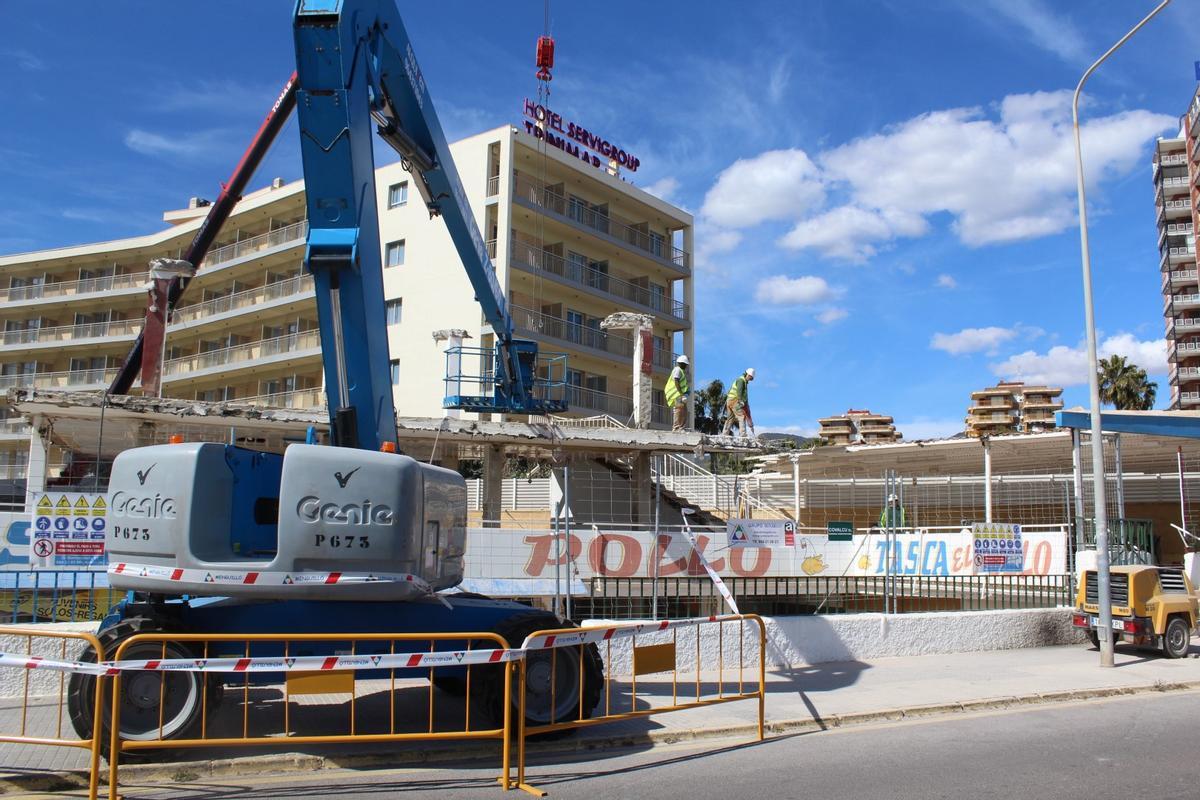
[0, 572, 116, 624]
[583, 575, 1075, 619]
[513, 614, 766, 796]
[106, 631, 517, 799]
[0, 627, 105, 800]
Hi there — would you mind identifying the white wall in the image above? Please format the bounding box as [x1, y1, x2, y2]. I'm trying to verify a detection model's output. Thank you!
[586, 609, 1085, 674]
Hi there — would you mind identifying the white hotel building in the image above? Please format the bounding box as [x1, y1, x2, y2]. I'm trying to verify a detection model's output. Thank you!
[0, 124, 695, 488]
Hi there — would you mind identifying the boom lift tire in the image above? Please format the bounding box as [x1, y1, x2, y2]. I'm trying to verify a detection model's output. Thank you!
[475, 611, 603, 734]
[430, 592, 489, 696]
[68, 616, 219, 757]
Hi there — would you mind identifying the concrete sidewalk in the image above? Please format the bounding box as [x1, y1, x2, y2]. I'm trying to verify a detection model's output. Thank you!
[4, 640, 1200, 790]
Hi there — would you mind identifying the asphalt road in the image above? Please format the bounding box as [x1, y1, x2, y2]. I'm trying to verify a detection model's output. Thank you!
[57, 691, 1200, 799]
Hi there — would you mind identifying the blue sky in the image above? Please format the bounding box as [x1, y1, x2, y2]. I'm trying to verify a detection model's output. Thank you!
[3, 1, 1198, 438]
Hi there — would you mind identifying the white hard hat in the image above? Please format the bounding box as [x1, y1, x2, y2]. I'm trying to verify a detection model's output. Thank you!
[887, 494, 898, 503]
[676, 355, 690, 366]
[746, 368, 756, 378]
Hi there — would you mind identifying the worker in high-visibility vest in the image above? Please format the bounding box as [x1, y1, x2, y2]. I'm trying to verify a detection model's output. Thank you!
[664, 354, 690, 431]
[721, 368, 756, 438]
[878, 493, 906, 529]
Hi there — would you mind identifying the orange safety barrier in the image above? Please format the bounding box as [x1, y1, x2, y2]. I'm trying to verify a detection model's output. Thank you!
[0, 626, 106, 800]
[513, 614, 767, 796]
[106, 631, 517, 799]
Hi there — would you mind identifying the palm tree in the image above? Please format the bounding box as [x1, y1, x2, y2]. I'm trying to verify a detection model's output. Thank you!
[1099, 355, 1157, 410]
[692, 379, 727, 434]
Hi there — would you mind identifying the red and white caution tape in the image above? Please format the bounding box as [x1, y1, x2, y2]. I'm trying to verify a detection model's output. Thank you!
[0, 614, 750, 675]
[680, 521, 741, 615]
[109, 562, 434, 593]
[520, 613, 748, 651]
[0, 647, 520, 677]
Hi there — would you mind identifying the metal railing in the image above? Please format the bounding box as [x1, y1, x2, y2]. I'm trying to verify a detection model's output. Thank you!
[163, 330, 321, 376]
[0, 368, 118, 391]
[486, 175, 500, 196]
[508, 238, 689, 319]
[654, 453, 778, 516]
[510, 304, 677, 370]
[199, 219, 308, 269]
[2, 318, 141, 346]
[583, 575, 1074, 619]
[0, 627, 106, 800]
[511, 172, 690, 270]
[0, 271, 148, 304]
[174, 274, 314, 324]
[234, 387, 326, 410]
[514, 615, 765, 794]
[0, 572, 117, 623]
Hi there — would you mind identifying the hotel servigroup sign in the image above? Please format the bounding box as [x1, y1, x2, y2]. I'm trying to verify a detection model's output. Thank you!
[522, 99, 641, 173]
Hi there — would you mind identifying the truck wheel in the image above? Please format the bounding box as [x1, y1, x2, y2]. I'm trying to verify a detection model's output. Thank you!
[476, 611, 603, 734]
[68, 617, 213, 758]
[1087, 630, 1119, 650]
[1162, 616, 1191, 659]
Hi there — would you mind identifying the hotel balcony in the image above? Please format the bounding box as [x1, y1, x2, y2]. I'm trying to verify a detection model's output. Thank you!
[1154, 153, 1188, 174]
[0, 219, 308, 309]
[504, 238, 689, 323]
[162, 330, 322, 382]
[1, 318, 141, 351]
[0, 368, 117, 391]
[1162, 175, 1191, 196]
[1172, 317, 1200, 335]
[1168, 293, 1200, 313]
[1170, 339, 1200, 362]
[563, 385, 668, 427]
[1159, 198, 1193, 226]
[235, 387, 327, 410]
[1167, 245, 1196, 267]
[172, 274, 315, 329]
[1164, 269, 1198, 293]
[510, 304, 676, 372]
[1181, 391, 1200, 407]
[510, 172, 690, 273]
[1176, 366, 1200, 381]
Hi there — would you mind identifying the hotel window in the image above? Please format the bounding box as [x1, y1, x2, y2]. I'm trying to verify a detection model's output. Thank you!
[386, 240, 406, 267]
[390, 359, 401, 385]
[386, 299, 403, 325]
[388, 181, 408, 209]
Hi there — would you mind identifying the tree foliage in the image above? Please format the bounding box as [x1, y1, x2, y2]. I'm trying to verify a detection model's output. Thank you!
[693, 379, 728, 434]
[1098, 355, 1157, 411]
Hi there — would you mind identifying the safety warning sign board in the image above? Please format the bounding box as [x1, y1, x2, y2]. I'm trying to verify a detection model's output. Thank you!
[30, 492, 107, 569]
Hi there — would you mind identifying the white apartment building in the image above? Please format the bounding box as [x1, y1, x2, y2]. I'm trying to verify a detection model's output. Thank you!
[0, 124, 694, 489]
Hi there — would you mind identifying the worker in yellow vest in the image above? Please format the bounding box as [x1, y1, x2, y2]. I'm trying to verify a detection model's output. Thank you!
[721, 368, 756, 439]
[664, 354, 690, 431]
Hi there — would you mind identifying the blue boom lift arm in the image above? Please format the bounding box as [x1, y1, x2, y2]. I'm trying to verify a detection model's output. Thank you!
[292, 0, 564, 451]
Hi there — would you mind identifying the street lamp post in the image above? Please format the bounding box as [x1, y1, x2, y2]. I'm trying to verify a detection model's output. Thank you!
[1071, 0, 1171, 667]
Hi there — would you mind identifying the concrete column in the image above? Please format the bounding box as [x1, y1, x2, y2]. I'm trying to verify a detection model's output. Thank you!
[482, 445, 504, 529]
[25, 416, 47, 500]
[791, 455, 801, 523]
[982, 438, 993, 524]
[681, 225, 695, 430]
[1072, 428, 1086, 554]
[632, 452, 653, 526]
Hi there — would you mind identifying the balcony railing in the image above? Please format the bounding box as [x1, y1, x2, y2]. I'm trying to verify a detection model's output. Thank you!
[507, 238, 689, 320]
[1163, 176, 1191, 191]
[1181, 391, 1200, 404]
[1177, 366, 1200, 380]
[1168, 245, 1196, 259]
[486, 175, 500, 196]
[234, 387, 326, 410]
[1166, 222, 1194, 236]
[199, 219, 308, 269]
[173, 274, 315, 324]
[0, 368, 118, 390]
[0, 271, 149, 304]
[511, 172, 690, 270]
[1170, 293, 1200, 308]
[2, 318, 141, 346]
[1175, 317, 1200, 333]
[1156, 153, 1188, 170]
[163, 330, 321, 376]
[510, 304, 676, 369]
[0, 416, 31, 435]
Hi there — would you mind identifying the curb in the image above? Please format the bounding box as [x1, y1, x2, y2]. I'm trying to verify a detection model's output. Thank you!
[6, 679, 1200, 793]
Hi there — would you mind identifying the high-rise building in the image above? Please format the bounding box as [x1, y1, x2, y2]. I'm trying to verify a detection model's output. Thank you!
[0, 124, 694, 487]
[964, 381, 1062, 437]
[1157, 107, 1197, 408]
[817, 410, 902, 445]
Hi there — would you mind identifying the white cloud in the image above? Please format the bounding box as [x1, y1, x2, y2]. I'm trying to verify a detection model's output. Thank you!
[754, 275, 839, 306]
[976, 0, 1089, 64]
[695, 225, 742, 273]
[643, 176, 680, 203]
[699, 90, 1173, 265]
[779, 204, 926, 262]
[936, 274, 957, 289]
[992, 333, 1167, 386]
[767, 58, 791, 104]
[124, 129, 228, 159]
[931, 326, 1018, 355]
[700, 149, 825, 229]
[816, 307, 848, 324]
[0, 48, 46, 72]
